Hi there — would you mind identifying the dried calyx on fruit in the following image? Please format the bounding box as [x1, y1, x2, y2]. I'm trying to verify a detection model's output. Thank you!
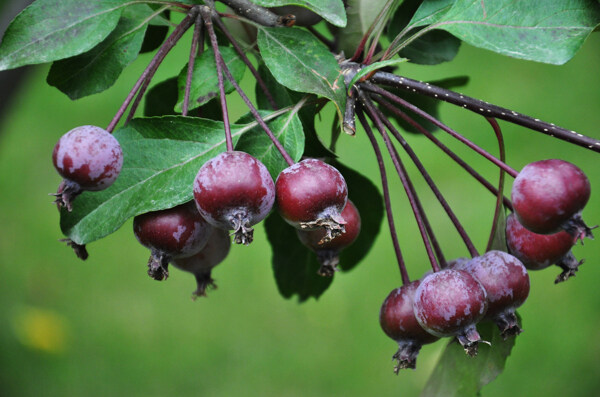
[133, 201, 212, 281]
[52, 125, 123, 211]
[506, 213, 583, 283]
[172, 228, 231, 299]
[193, 151, 275, 245]
[276, 159, 348, 242]
[380, 281, 439, 372]
[296, 200, 361, 276]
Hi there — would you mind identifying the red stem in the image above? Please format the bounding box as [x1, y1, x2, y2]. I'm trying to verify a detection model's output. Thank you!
[485, 117, 507, 253]
[183, 13, 203, 116]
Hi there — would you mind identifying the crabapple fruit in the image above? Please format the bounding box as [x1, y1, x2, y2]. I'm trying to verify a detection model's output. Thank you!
[296, 200, 361, 276]
[413, 269, 488, 356]
[276, 159, 348, 242]
[172, 228, 231, 299]
[379, 281, 439, 372]
[133, 201, 212, 281]
[454, 250, 530, 338]
[52, 125, 123, 211]
[193, 151, 275, 245]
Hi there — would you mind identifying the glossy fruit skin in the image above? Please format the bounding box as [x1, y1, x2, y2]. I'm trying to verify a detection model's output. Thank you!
[379, 281, 439, 372]
[172, 228, 231, 299]
[296, 200, 360, 276]
[193, 151, 275, 245]
[276, 159, 348, 241]
[414, 269, 487, 356]
[52, 125, 123, 210]
[133, 201, 212, 280]
[511, 159, 590, 234]
[455, 250, 530, 338]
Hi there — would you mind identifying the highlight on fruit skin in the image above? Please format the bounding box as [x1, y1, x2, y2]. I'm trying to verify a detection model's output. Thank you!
[52, 125, 123, 211]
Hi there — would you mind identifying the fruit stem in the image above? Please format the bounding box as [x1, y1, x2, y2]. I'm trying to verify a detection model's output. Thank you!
[485, 117, 508, 253]
[182, 13, 203, 117]
[368, 97, 479, 258]
[362, 83, 519, 178]
[211, 10, 279, 110]
[372, 96, 513, 210]
[370, 71, 600, 153]
[202, 6, 234, 151]
[356, 108, 410, 285]
[358, 90, 441, 273]
[107, 7, 198, 133]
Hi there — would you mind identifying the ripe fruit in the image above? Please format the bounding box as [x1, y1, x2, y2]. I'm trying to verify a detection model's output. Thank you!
[133, 201, 212, 281]
[511, 159, 591, 237]
[413, 269, 488, 356]
[172, 228, 231, 299]
[506, 213, 583, 283]
[270, 5, 323, 26]
[296, 200, 361, 276]
[276, 159, 348, 242]
[193, 151, 275, 245]
[379, 281, 439, 372]
[52, 125, 123, 211]
[454, 250, 530, 338]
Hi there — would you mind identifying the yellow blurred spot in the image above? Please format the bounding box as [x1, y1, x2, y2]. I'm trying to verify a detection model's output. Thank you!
[11, 306, 69, 354]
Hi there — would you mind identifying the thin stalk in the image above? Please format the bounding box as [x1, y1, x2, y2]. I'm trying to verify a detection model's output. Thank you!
[362, 83, 519, 177]
[183, 13, 203, 116]
[372, 95, 513, 210]
[349, 0, 395, 62]
[368, 95, 479, 258]
[202, 6, 233, 151]
[370, 70, 600, 153]
[107, 8, 198, 132]
[356, 108, 410, 285]
[358, 90, 441, 272]
[486, 117, 507, 253]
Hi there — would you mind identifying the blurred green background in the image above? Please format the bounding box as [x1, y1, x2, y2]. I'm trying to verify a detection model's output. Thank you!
[1, 9, 600, 396]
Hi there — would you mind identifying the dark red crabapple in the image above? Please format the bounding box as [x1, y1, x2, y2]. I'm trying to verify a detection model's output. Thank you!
[193, 151, 275, 245]
[454, 250, 530, 338]
[511, 159, 592, 238]
[133, 201, 212, 281]
[296, 200, 361, 276]
[276, 159, 348, 242]
[52, 125, 123, 211]
[379, 281, 439, 372]
[413, 269, 488, 356]
[506, 213, 583, 283]
[172, 228, 231, 299]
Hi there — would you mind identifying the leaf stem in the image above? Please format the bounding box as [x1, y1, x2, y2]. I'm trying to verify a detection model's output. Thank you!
[183, 13, 203, 117]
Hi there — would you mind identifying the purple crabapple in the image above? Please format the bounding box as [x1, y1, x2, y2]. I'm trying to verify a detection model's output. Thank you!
[52, 125, 123, 211]
[506, 213, 583, 283]
[296, 199, 361, 276]
[193, 151, 275, 245]
[133, 201, 212, 281]
[276, 158, 348, 242]
[379, 281, 439, 372]
[413, 269, 488, 356]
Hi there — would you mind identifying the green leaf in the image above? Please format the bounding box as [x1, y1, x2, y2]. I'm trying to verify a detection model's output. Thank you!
[251, 0, 347, 27]
[60, 113, 299, 244]
[421, 320, 517, 397]
[346, 59, 408, 94]
[264, 212, 334, 302]
[235, 110, 305, 179]
[0, 0, 128, 71]
[339, 0, 391, 56]
[174, 46, 246, 112]
[334, 162, 384, 272]
[408, 0, 600, 65]
[46, 7, 150, 100]
[257, 27, 346, 123]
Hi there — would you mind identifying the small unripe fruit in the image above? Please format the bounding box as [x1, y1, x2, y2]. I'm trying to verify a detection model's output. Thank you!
[133, 202, 212, 281]
[379, 281, 439, 372]
[52, 125, 123, 211]
[193, 151, 275, 245]
[296, 200, 361, 276]
[414, 269, 488, 356]
[276, 159, 348, 242]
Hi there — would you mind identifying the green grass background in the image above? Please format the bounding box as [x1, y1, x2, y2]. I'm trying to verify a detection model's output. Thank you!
[0, 19, 599, 397]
